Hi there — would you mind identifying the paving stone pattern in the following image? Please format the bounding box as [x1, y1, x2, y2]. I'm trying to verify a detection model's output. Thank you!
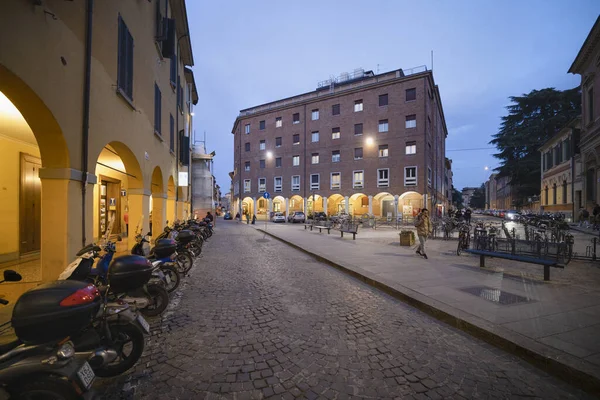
[96, 223, 592, 399]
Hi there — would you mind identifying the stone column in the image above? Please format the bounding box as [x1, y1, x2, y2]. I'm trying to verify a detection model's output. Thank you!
[152, 193, 167, 239]
[368, 195, 373, 215]
[344, 196, 349, 214]
[38, 168, 96, 281]
[167, 198, 176, 225]
[394, 195, 399, 221]
[303, 197, 308, 216]
[323, 196, 328, 216]
[128, 188, 151, 246]
[252, 197, 257, 217]
[285, 198, 289, 219]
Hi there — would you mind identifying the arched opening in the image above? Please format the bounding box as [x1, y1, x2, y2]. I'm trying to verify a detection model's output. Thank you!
[150, 166, 165, 238]
[306, 194, 323, 216]
[327, 194, 344, 215]
[242, 196, 254, 219]
[273, 196, 285, 214]
[167, 176, 176, 224]
[374, 192, 395, 218]
[0, 65, 71, 291]
[349, 193, 368, 217]
[552, 183, 557, 205]
[289, 195, 304, 214]
[257, 197, 268, 219]
[398, 191, 423, 222]
[92, 141, 144, 252]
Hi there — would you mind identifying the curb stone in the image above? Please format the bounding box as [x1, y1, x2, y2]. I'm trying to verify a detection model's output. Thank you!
[257, 228, 600, 397]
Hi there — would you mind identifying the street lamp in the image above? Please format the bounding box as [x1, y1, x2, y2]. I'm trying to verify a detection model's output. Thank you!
[365, 137, 374, 146]
[266, 151, 273, 159]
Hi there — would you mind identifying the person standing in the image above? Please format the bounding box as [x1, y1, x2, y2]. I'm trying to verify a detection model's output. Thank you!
[415, 208, 432, 259]
[464, 208, 472, 224]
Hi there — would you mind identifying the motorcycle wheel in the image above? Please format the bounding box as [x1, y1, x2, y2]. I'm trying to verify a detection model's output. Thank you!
[140, 284, 169, 317]
[94, 322, 145, 377]
[12, 374, 80, 400]
[176, 252, 194, 274]
[160, 263, 181, 293]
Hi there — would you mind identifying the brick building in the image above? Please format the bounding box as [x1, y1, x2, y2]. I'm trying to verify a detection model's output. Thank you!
[231, 67, 450, 220]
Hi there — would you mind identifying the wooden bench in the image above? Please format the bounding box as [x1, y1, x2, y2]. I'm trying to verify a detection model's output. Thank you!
[339, 224, 359, 240]
[304, 224, 314, 231]
[464, 249, 564, 281]
[313, 225, 331, 234]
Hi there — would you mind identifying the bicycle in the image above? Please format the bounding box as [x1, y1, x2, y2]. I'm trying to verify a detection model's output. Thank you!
[456, 223, 471, 256]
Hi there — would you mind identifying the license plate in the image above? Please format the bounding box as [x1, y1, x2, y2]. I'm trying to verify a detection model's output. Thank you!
[77, 361, 95, 389]
[137, 314, 150, 334]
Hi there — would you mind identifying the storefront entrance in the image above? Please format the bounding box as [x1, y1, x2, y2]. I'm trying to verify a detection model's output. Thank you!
[99, 176, 121, 238]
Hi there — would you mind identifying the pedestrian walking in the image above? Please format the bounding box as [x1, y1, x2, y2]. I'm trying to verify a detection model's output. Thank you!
[579, 208, 590, 228]
[455, 209, 463, 221]
[251, 214, 256, 225]
[415, 208, 432, 259]
[594, 204, 600, 230]
[245, 212, 250, 224]
[464, 208, 472, 225]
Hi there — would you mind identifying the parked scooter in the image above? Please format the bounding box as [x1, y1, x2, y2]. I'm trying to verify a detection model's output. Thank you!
[0, 270, 96, 399]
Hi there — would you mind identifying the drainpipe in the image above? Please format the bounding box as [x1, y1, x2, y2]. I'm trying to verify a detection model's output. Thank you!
[81, 0, 94, 246]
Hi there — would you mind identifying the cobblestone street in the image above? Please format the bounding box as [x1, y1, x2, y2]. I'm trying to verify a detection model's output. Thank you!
[97, 222, 592, 399]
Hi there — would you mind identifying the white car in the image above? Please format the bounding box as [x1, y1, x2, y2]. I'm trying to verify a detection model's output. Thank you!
[287, 211, 306, 223]
[271, 212, 286, 223]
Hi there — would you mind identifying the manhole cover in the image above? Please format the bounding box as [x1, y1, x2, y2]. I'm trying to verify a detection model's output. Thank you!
[459, 286, 534, 305]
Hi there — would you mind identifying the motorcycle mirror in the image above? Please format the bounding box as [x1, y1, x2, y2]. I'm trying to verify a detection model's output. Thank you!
[3, 270, 22, 282]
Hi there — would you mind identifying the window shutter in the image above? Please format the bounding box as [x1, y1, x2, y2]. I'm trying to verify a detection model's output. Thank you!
[161, 18, 176, 58]
[126, 29, 134, 99]
[180, 135, 190, 165]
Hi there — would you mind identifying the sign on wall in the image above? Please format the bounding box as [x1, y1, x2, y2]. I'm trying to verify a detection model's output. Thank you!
[178, 171, 188, 186]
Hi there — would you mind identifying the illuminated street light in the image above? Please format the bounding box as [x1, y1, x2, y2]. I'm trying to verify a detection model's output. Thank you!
[365, 137, 374, 146]
[266, 151, 273, 158]
[484, 166, 489, 171]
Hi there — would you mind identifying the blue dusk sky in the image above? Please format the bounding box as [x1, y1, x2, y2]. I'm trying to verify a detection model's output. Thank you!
[186, 1, 599, 192]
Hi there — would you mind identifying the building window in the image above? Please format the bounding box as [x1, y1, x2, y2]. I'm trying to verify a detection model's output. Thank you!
[293, 134, 300, 145]
[169, 114, 174, 152]
[406, 141, 416, 154]
[154, 83, 161, 135]
[260, 159, 265, 169]
[117, 16, 134, 101]
[405, 167, 417, 186]
[406, 115, 417, 129]
[245, 124, 250, 134]
[332, 104, 340, 115]
[310, 174, 320, 190]
[428, 167, 432, 186]
[354, 100, 363, 112]
[259, 120, 265, 130]
[276, 157, 282, 168]
[275, 137, 282, 147]
[545, 186, 549, 205]
[311, 153, 319, 164]
[377, 169, 389, 187]
[378, 145, 388, 158]
[244, 179, 251, 193]
[311, 131, 319, 142]
[354, 147, 363, 160]
[332, 127, 340, 140]
[379, 94, 388, 107]
[244, 161, 250, 171]
[406, 88, 416, 101]
[354, 123, 363, 136]
[588, 87, 594, 124]
[258, 178, 266, 193]
[332, 150, 340, 163]
[312, 109, 319, 120]
[353, 170, 364, 189]
[331, 172, 341, 190]
[378, 120, 388, 133]
[292, 175, 300, 191]
[293, 155, 300, 166]
[169, 53, 177, 88]
[563, 181, 567, 204]
[259, 140, 266, 150]
[293, 113, 300, 124]
[552, 183, 557, 205]
[563, 138, 570, 160]
[276, 117, 282, 127]
[245, 142, 250, 152]
[274, 176, 282, 192]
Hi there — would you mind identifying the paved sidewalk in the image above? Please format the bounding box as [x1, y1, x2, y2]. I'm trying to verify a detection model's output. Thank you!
[251, 221, 600, 394]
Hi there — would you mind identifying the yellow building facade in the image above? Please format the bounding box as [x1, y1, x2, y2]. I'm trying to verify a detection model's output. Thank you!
[0, 0, 197, 299]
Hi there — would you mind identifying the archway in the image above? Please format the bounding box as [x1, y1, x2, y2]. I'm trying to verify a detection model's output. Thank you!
[150, 166, 165, 238]
[257, 197, 268, 220]
[273, 196, 285, 214]
[306, 194, 323, 216]
[242, 196, 254, 219]
[398, 191, 423, 222]
[167, 176, 176, 224]
[0, 65, 73, 288]
[289, 195, 304, 214]
[374, 192, 395, 218]
[92, 141, 144, 249]
[327, 194, 344, 215]
[349, 193, 368, 217]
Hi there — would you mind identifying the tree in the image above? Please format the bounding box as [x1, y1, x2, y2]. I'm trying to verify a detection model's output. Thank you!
[451, 186, 463, 209]
[490, 87, 581, 205]
[469, 184, 486, 209]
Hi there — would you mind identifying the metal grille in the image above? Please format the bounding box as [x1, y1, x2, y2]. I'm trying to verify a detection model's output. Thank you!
[459, 286, 534, 305]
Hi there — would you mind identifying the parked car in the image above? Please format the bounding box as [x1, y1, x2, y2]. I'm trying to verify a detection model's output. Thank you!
[504, 210, 519, 220]
[271, 212, 286, 223]
[311, 212, 327, 222]
[287, 211, 306, 223]
[223, 212, 232, 220]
